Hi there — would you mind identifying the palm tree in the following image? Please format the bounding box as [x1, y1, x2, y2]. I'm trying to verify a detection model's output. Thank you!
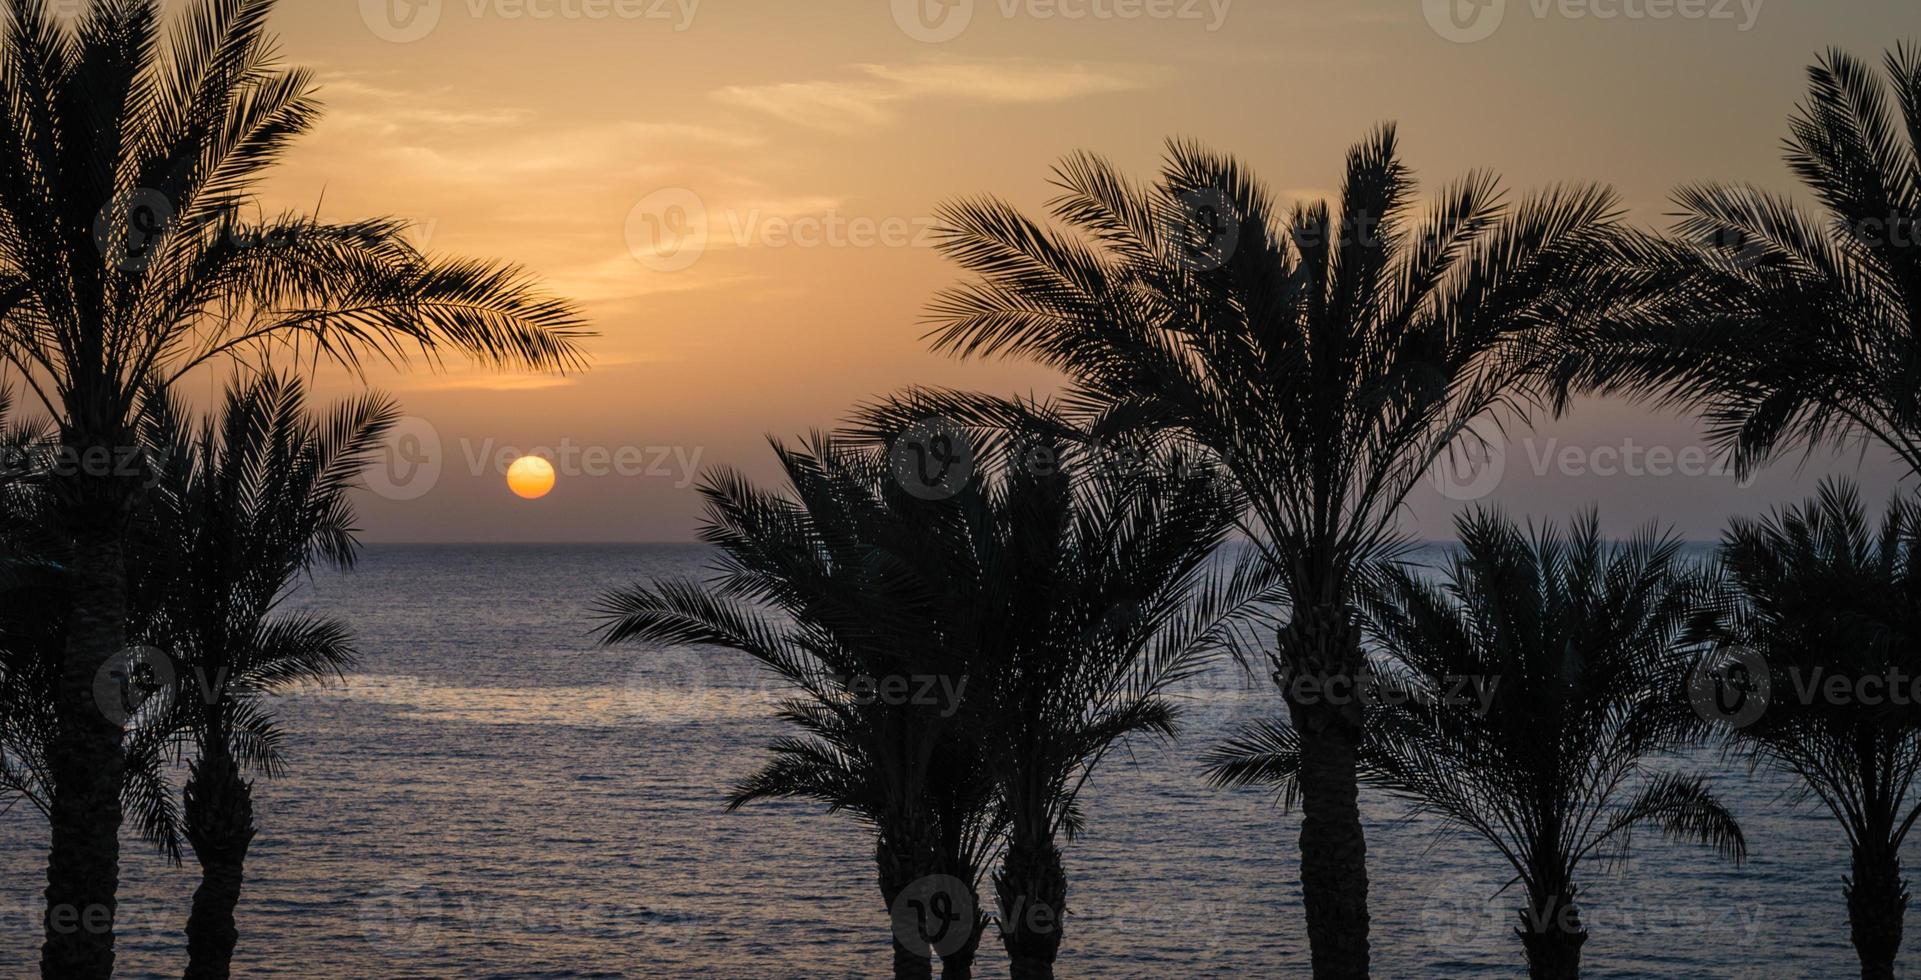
[0, 2, 585, 974]
[920, 130, 1621, 975]
[1208, 510, 1745, 979]
[600, 406, 1276, 979]
[1700, 481, 1921, 980]
[597, 433, 1001, 980]
[1555, 45, 1921, 479]
[128, 374, 385, 978]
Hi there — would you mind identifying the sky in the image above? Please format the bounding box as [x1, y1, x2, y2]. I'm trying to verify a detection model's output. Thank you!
[187, 0, 1920, 541]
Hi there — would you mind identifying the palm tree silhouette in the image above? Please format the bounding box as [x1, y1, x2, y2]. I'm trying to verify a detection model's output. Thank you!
[0, 3, 584, 973]
[1209, 511, 1745, 979]
[918, 131, 1621, 976]
[1700, 481, 1921, 980]
[598, 433, 1000, 980]
[601, 403, 1275, 979]
[1557, 46, 1921, 478]
[852, 400, 1274, 980]
[129, 374, 388, 978]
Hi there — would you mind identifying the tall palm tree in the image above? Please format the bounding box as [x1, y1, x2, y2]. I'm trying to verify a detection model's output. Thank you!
[1208, 511, 1746, 979]
[1701, 481, 1921, 980]
[129, 374, 384, 978]
[598, 434, 1001, 980]
[920, 130, 1621, 975]
[1555, 45, 1921, 478]
[0, 2, 585, 974]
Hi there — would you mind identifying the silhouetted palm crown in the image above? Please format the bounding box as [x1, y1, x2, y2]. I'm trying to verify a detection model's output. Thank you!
[1208, 512, 1745, 976]
[1561, 47, 1921, 476]
[1701, 481, 1921, 979]
[928, 128, 1619, 606]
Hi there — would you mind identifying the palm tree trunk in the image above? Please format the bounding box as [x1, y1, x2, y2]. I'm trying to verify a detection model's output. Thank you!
[878, 828, 936, 980]
[1516, 890, 1587, 980]
[1282, 605, 1371, 979]
[1845, 845, 1907, 980]
[937, 913, 984, 980]
[183, 745, 258, 980]
[996, 836, 1065, 980]
[41, 516, 128, 980]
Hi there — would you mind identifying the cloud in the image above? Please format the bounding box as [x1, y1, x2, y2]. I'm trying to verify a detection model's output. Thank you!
[712, 60, 1159, 133]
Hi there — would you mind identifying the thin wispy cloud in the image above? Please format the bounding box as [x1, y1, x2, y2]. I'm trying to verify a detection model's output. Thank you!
[713, 59, 1160, 133]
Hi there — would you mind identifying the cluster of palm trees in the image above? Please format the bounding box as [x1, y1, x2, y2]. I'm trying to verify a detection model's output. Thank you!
[0, 0, 1918, 978]
[596, 42, 1921, 980]
[0, 1, 585, 978]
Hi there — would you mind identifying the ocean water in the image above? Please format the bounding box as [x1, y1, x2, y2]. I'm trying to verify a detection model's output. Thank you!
[0, 543, 1907, 978]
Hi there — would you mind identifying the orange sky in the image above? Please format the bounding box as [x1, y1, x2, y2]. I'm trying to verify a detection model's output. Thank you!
[207, 0, 1918, 540]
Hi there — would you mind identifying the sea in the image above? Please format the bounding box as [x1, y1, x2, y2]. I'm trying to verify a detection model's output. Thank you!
[0, 543, 1905, 977]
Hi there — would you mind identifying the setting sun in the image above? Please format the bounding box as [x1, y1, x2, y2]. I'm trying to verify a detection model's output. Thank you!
[507, 456, 557, 500]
